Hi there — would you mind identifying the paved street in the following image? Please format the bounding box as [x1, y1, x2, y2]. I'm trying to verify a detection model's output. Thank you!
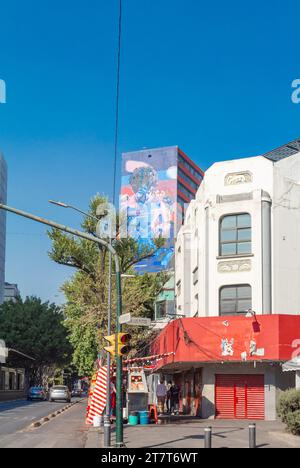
[0, 398, 88, 448]
[108, 419, 300, 449]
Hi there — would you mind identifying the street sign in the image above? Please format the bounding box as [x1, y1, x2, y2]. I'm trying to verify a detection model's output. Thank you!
[119, 313, 151, 327]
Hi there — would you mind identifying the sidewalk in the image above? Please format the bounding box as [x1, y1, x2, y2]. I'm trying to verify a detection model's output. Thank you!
[86, 419, 300, 449]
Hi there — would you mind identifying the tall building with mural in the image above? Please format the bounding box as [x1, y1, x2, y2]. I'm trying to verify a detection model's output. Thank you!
[120, 146, 204, 273]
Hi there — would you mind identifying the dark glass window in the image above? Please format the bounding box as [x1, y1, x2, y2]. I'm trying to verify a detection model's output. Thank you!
[178, 155, 203, 181]
[220, 214, 251, 256]
[220, 285, 252, 316]
[178, 182, 194, 200]
[178, 169, 199, 191]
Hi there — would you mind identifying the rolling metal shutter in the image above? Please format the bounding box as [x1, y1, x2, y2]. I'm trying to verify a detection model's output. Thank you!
[215, 375, 265, 420]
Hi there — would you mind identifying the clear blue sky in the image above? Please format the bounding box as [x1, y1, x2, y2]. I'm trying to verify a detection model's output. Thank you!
[1, 0, 300, 303]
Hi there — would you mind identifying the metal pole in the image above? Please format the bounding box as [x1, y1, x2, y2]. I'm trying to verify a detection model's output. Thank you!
[204, 427, 212, 448]
[104, 251, 112, 448]
[249, 423, 256, 448]
[115, 270, 123, 447]
[0, 203, 124, 447]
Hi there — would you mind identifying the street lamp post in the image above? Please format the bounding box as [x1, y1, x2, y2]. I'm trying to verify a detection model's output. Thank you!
[49, 200, 99, 222]
[49, 199, 114, 447]
[0, 203, 124, 448]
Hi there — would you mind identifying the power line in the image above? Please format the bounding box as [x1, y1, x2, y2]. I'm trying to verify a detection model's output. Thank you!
[112, 0, 122, 205]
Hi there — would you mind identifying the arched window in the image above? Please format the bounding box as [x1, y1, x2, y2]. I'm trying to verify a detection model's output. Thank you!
[220, 213, 251, 256]
[220, 285, 252, 316]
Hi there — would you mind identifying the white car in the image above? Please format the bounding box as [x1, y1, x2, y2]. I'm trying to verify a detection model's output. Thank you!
[49, 385, 71, 403]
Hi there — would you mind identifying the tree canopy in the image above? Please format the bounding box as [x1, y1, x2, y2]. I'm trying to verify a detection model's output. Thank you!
[48, 194, 168, 376]
[0, 296, 73, 385]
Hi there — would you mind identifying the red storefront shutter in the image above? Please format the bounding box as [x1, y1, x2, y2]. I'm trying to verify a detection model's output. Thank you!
[215, 375, 265, 420]
[215, 375, 236, 419]
[246, 375, 265, 420]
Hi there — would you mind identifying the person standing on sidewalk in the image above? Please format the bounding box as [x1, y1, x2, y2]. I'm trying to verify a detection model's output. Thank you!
[166, 381, 172, 414]
[156, 379, 167, 415]
[170, 382, 180, 415]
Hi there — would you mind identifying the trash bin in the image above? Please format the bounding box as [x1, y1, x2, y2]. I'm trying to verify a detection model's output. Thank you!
[139, 411, 149, 425]
[128, 412, 139, 425]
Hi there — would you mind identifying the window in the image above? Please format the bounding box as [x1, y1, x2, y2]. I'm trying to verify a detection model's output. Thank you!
[156, 301, 167, 319]
[176, 281, 182, 297]
[178, 169, 199, 191]
[9, 372, 15, 390]
[0, 371, 5, 390]
[220, 213, 251, 256]
[178, 182, 195, 200]
[220, 285, 252, 316]
[178, 155, 203, 181]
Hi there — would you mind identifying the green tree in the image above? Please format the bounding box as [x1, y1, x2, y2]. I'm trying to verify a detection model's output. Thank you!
[48, 194, 168, 376]
[0, 297, 73, 386]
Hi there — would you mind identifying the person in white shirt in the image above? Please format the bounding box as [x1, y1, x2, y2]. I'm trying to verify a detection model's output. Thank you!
[156, 379, 167, 415]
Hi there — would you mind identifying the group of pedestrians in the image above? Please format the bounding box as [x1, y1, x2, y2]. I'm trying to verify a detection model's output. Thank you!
[156, 379, 180, 415]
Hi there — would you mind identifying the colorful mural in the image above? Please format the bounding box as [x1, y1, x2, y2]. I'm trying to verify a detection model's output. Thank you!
[121, 147, 178, 273]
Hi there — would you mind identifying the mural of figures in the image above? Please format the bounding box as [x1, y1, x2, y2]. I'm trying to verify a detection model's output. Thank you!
[121, 147, 178, 273]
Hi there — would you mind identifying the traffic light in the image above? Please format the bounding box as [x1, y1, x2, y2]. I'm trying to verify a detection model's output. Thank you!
[117, 333, 132, 356]
[104, 334, 116, 357]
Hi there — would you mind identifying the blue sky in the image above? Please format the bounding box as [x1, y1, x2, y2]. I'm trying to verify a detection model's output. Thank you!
[1, 0, 300, 303]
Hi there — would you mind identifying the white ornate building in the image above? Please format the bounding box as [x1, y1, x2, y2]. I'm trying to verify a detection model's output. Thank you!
[176, 139, 300, 319]
[152, 140, 300, 421]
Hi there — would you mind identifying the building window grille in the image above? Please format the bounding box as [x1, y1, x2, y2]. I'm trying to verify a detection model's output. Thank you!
[220, 284, 252, 316]
[220, 213, 251, 256]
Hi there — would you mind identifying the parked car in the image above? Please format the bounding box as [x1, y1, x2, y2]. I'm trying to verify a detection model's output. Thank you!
[49, 385, 71, 403]
[27, 386, 47, 401]
[71, 388, 82, 397]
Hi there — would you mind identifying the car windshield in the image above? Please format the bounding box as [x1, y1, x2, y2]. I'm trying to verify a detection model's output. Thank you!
[31, 387, 43, 391]
[52, 386, 67, 390]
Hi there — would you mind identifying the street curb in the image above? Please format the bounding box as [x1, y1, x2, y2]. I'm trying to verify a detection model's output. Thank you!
[28, 400, 82, 431]
[85, 427, 104, 449]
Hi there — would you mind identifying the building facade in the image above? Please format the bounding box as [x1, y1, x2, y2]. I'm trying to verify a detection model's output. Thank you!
[0, 366, 26, 401]
[120, 146, 204, 273]
[4, 282, 20, 303]
[152, 139, 300, 420]
[0, 154, 7, 304]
